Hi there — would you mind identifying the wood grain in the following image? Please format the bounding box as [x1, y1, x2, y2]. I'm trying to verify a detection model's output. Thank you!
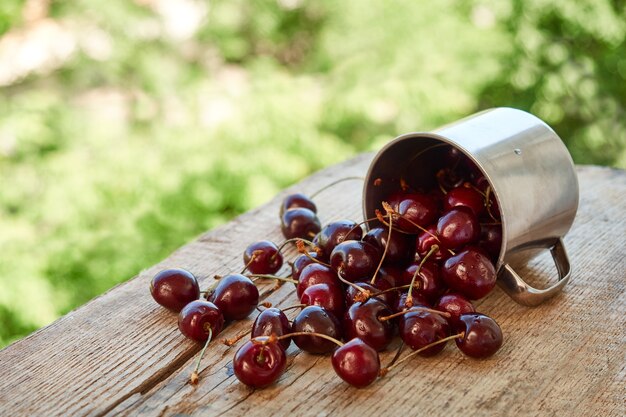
[0, 156, 624, 417]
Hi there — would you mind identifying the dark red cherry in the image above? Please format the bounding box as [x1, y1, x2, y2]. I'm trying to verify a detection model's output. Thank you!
[251, 308, 292, 350]
[291, 251, 319, 283]
[370, 267, 402, 308]
[435, 293, 475, 324]
[209, 274, 259, 320]
[297, 263, 341, 298]
[330, 240, 381, 282]
[345, 282, 380, 308]
[343, 298, 394, 351]
[316, 220, 363, 259]
[281, 208, 321, 240]
[441, 249, 496, 300]
[455, 313, 503, 358]
[362, 226, 413, 265]
[243, 240, 283, 275]
[400, 261, 447, 303]
[292, 306, 342, 354]
[233, 337, 287, 388]
[399, 310, 450, 356]
[150, 268, 200, 312]
[280, 192, 317, 217]
[178, 300, 224, 342]
[300, 283, 345, 319]
[395, 290, 431, 312]
[416, 225, 450, 262]
[442, 145, 464, 167]
[436, 207, 480, 249]
[444, 185, 485, 216]
[436, 167, 465, 190]
[479, 224, 502, 260]
[392, 193, 438, 233]
[332, 338, 380, 388]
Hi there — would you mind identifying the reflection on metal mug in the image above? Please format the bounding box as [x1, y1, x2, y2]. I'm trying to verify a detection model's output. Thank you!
[363, 107, 579, 306]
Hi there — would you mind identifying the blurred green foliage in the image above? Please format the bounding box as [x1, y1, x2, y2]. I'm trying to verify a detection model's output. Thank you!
[0, 0, 624, 347]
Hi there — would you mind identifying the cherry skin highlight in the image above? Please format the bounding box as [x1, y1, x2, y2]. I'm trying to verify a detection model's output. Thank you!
[150, 268, 200, 312]
[392, 192, 439, 233]
[209, 274, 259, 321]
[292, 306, 342, 354]
[444, 185, 485, 216]
[251, 308, 292, 350]
[436, 207, 480, 249]
[243, 240, 283, 275]
[178, 300, 224, 342]
[441, 249, 497, 300]
[435, 293, 475, 324]
[300, 283, 345, 319]
[416, 225, 450, 262]
[332, 338, 380, 388]
[297, 263, 341, 298]
[455, 313, 503, 358]
[233, 337, 287, 388]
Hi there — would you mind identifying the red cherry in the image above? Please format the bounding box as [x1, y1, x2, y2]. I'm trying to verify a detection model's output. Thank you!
[150, 268, 200, 312]
[251, 308, 292, 350]
[300, 283, 345, 319]
[243, 240, 283, 275]
[436, 207, 480, 249]
[345, 282, 380, 308]
[399, 310, 450, 356]
[435, 293, 475, 324]
[297, 263, 341, 298]
[455, 313, 503, 358]
[209, 274, 259, 320]
[416, 225, 451, 262]
[281, 208, 321, 240]
[479, 224, 502, 260]
[444, 185, 485, 216]
[362, 226, 413, 265]
[441, 249, 496, 300]
[343, 298, 394, 352]
[391, 193, 438, 233]
[280, 193, 316, 217]
[292, 306, 342, 354]
[330, 240, 381, 282]
[400, 261, 447, 303]
[395, 290, 431, 312]
[178, 300, 224, 342]
[233, 337, 287, 388]
[332, 338, 380, 388]
[291, 251, 319, 283]
[316, 220, 363, 259]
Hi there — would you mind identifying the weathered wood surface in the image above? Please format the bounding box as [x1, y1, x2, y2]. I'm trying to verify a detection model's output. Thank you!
[0, 154, 624, 417]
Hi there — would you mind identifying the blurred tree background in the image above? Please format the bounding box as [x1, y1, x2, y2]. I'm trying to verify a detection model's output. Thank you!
[0, 0, 624, 347]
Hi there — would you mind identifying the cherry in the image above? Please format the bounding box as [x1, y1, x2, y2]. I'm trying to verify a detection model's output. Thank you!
[390, 192, 438, 233]
[209, 274, 259, 320]
[343, 298, 394, 352]
[399, 310, 450, 356]
[233, 337, 287, 388]
[369, 267, 402, 308]
[178, 300, 224, 342]
[281, 208, 321, 240]
[315, 220, 363, 259]
[436, 207, 480, 249]
[251, 308, 292, 350]
[395, 290, 431, 312]
[416, 225, 450, 262]
[435, 293, 475, 324]
[330, 240, 381, 282]
[455, 313, 503, 358]
[442, 145, 464, 167]
[479, 224, 502, 260]
[443, 184, 485, 216]
[150, 268, 200, 312]
[345, 282, 380, 307]
[300, 283, 345, 319]
[400, 261, 447, 303]
[296, 263, 341, 298]
[436, 167, 465, 190]
[441, 249, 496, 300]
[243, 240, 283, 275]
[332, 338, 380, 388]
[291, 251, 320, 283]
[280, 192, 317, 217]
[292, 306, 342, 354]
[362, 226, 413, 265]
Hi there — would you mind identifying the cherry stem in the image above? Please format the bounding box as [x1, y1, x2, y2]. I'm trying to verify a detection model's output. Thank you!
[367, 284, 411, 298]
[255, 301, 273, 312]
[281, 303, 307, 312]
[296, 241, 331, 267]
[380, 332, 464, 376]
[201, 278, 222, 297]
[382, 202, 437, 238]
[241, 250, 263, 274]
[405, 244, 438, 308]
[246, 274, 298, 284]
[485, 186, 499, 223]
[309, 176, 365, 199]
[379, 306, 451, 322]
[273, 238, 319, 261]
[370, 202, 394, 285]
[222, 328, 251, 347]
[339, 216, 380, 244]
[273, 332, 344, 347]
[190, 328, 213, 385]
[384, 341, 405, 370]
[335, 272, 371, 301]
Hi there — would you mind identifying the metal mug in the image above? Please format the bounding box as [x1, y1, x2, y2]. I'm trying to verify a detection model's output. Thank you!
[363, 107, 579, 306]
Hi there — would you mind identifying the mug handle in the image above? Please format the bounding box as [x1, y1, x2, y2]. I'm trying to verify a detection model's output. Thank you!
[497, 238, 571, 307]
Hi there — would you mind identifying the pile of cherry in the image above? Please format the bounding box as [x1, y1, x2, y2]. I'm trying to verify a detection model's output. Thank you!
[150, 145, 505, 389]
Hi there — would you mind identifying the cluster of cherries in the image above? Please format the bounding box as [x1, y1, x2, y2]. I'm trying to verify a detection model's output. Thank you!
[150, 146, 505, 389]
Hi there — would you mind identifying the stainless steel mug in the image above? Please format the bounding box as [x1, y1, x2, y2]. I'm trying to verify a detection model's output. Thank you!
[363, 107, 579, 306]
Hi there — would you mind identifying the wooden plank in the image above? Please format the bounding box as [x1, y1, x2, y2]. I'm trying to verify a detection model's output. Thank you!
[0, 158, 624, 417]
